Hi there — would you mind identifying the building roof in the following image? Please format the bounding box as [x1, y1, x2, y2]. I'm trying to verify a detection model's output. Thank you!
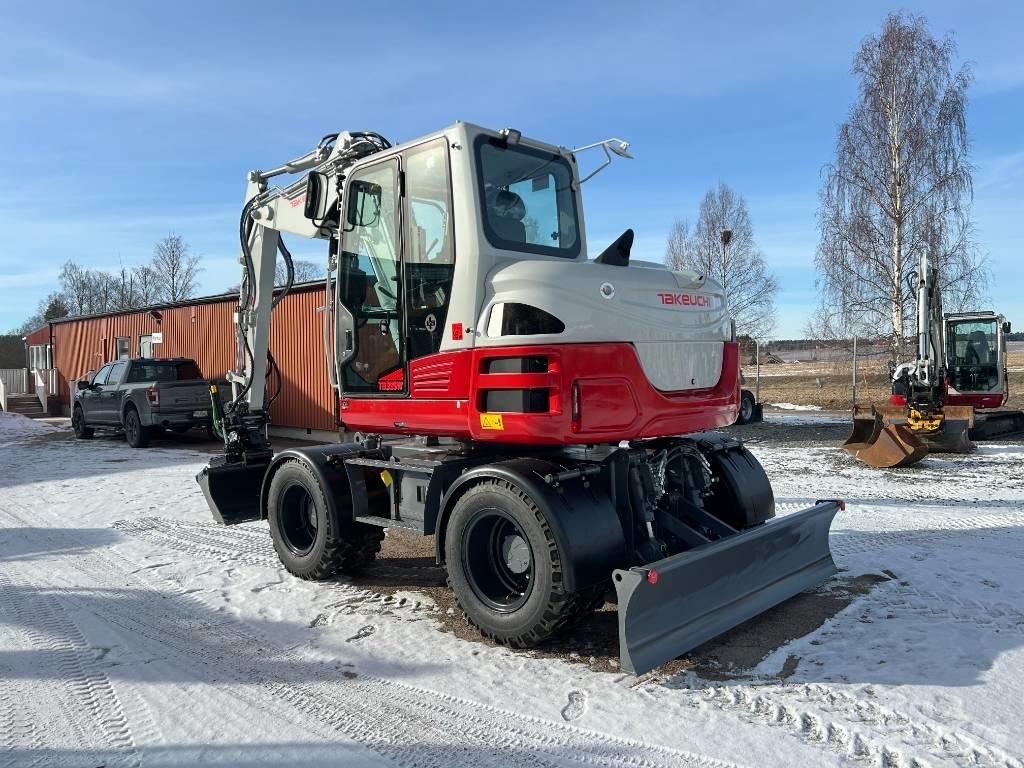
[47, 279, 327, 325]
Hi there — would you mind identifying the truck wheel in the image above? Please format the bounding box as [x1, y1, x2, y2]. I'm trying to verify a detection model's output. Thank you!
[267, 460, 383, 580]
[445, 478, 601, 648]
[736, 390, 756, 425]
[124, 406, 150, 448]
[71, 406, 94, 439]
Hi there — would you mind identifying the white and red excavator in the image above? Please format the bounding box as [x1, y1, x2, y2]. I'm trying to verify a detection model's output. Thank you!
[196, 122, 840, 674]
[843, 251, 1021, 468]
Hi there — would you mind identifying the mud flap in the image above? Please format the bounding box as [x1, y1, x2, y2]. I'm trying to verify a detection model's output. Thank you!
[197, 457, 270, 525]
[842, 414, 928, 468]
[613, 501, 841, 676]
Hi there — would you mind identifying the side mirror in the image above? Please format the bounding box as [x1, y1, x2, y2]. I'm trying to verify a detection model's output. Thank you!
[1003, 321, 1012, 334]
[76, 380, 91, 391]
[346, 180, 383, 228]
[303, 171, 330, 221]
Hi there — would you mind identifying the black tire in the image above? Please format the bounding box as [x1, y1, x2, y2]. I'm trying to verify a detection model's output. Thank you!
[736, 390, 756, 425]
[267, 460, 384, 580]
[71, 406, 94, 439]
[124, 406, 150, 448]
[445, 478, 602, 648]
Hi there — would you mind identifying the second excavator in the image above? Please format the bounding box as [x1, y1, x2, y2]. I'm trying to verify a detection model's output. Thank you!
[844, 252, 1020, 468]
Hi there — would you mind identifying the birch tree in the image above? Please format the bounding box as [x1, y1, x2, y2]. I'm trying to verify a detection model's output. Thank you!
[666, 182, 778, 338]
[815, 12, 986, 360]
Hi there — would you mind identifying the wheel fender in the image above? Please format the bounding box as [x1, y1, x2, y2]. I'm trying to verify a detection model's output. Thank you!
[435, 458, 627, 593]
[259, 443, 366, 526]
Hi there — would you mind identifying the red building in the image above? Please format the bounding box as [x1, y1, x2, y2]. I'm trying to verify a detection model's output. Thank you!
[43, 282, 338, 439]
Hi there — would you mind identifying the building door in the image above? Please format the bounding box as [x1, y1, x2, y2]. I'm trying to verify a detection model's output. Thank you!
[139, 335, 154, 358]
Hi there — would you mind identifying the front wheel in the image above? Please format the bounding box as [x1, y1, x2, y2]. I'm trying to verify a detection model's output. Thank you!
[445, 479, 601, 648]
[267, 460, 383, 580]
[72, 406, 94, 439]
[124, 407, 150, 448]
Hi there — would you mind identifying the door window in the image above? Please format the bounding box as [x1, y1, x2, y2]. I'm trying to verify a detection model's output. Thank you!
[405, 140, 454, 360]
[92, 365, 113, 386]
[338, 159, 402, 393]
[115, 337, 130, 360]
[107, 362, 128, 384]
[139, 335, 154, 358]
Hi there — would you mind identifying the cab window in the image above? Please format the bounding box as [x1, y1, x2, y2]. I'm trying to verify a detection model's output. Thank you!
[475, 135, 580, 258]
[405, 139, 454, 359]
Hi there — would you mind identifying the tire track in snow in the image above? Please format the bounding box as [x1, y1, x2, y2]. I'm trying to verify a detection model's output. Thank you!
[11, 515, 724, 768]
[112, 516, 436, 618]
[0, 568, 140, 768]
[690, 681, 1022, 768]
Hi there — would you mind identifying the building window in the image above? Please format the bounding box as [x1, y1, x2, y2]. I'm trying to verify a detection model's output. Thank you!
[28, 344, 51, 370]
[115, 337, 130, 360]
[139, 335, 154, 358]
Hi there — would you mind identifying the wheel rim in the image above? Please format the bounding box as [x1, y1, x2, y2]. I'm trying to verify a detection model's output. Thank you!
[279, 483, 319, 556]
[126, 413, 138, 442]
[461, 509, 534, 612]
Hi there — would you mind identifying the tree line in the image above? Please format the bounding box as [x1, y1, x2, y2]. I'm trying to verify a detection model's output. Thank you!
[11, 232, 322, 335]
[12, 234, 202, 334]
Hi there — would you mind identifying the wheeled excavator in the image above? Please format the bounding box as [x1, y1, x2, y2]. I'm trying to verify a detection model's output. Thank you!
[196, 122, 841, 675]
[843, 251, 1020, 468]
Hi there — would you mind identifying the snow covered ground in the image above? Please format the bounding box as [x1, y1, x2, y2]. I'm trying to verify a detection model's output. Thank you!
[1, 410, 1023, 767]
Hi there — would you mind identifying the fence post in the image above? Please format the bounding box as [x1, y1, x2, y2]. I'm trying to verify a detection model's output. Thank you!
[851, 336, 858, 410]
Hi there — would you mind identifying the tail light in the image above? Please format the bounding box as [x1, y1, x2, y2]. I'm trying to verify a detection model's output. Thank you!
[890, 394, 906, 407]
[570, 380, 581, 433]
[146, 388, 160, 407]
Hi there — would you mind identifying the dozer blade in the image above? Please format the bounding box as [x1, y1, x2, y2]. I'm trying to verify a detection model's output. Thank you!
[919, 406, 974, 454]
[842, 414, 928, 468]
[196, 456, 270, 525]
[613, 500, 841, 676]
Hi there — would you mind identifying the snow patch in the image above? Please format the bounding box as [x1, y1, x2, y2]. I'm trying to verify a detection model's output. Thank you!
[769, 402, 823, 411]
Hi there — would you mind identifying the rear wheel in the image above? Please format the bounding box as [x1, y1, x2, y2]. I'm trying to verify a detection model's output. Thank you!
[736, 390, 756, 425]
[71, 406, 94, 439]
[124, 407, 150, 448]
[445, 479, 601, 648]
[267, 460, 383, 580]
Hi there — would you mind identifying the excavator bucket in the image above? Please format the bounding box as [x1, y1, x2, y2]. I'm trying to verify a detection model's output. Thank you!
[613, 500, 841, 676]
[842, 412, 928, 468]
[197, 457, 269, 525]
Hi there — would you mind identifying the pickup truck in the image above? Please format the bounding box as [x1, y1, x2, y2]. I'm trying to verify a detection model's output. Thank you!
[72, 357, 216, 447]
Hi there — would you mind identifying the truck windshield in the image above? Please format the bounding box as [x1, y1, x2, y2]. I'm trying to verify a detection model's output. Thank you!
[475, 136, 580, 259]
[126, 361, 203, 383]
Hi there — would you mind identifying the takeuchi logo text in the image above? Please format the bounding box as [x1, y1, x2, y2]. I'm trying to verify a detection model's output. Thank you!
[657, 292, 713, 308]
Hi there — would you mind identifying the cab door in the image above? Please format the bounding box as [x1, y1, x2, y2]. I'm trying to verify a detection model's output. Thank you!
[335, 157, 404, 394]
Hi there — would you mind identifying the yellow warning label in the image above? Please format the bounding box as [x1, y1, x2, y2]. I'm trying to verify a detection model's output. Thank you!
[380, 470, 392, 487]
[479, 413, 505, 430]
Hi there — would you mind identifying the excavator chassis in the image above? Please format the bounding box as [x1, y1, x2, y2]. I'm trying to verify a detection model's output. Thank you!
[198, 432, 839, 676]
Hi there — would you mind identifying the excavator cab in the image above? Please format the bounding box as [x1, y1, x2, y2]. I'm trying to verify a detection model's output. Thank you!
[944, 313, 1009, 409]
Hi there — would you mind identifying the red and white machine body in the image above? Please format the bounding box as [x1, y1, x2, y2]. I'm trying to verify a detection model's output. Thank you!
[232, 122, 739, 445]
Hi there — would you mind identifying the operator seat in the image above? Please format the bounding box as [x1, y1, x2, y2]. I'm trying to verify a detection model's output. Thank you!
[966, 331, 990, 364]
[491, 190, 527, 243]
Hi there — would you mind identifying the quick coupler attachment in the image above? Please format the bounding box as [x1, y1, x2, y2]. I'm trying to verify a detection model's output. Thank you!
[614, 500, 843, 675]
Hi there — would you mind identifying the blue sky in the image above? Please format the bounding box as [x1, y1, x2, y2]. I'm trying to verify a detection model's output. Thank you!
[1, 1, 1022, 338]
